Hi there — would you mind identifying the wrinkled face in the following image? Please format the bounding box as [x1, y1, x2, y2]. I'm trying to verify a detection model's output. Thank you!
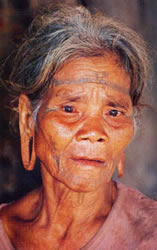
[35, 55, 134, 192]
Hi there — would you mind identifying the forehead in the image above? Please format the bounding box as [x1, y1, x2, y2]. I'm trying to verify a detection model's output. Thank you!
[54, 54, 130, 93]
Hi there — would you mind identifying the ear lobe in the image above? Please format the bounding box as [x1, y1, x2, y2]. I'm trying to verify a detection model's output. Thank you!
[18, 94, 36, 170]
[117, 153, 125, 178]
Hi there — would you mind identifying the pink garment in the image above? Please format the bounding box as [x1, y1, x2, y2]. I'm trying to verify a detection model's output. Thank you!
[82, 182, 157, 250]
[0, 182, 156, 250]
[0, 205, 14, 250]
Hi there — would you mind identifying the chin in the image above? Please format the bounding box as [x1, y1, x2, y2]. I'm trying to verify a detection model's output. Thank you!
[53, 157, 108, 192]
[59, 173, 105, 193]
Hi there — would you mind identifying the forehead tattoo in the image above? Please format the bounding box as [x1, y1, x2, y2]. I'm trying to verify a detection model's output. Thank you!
[53, 71, 129, 95]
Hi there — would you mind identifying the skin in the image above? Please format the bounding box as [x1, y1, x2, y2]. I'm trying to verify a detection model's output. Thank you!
[0, 54, 134, 250]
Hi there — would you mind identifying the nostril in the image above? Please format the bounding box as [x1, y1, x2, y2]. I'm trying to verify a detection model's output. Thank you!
[97, 138, 104, 142]
[76, 131, 106, 143]
[83, 137, 88, 140]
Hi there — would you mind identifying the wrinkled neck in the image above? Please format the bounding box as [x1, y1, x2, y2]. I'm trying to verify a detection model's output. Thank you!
[36, 166, 117, 228]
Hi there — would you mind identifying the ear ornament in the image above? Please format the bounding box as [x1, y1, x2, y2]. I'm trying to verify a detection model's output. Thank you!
[117, 153, 125, 178]
[21, 134, 36, 171]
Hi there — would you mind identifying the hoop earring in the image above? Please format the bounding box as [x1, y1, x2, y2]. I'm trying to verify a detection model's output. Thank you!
[22, 135, 36, 171]
[28, 135, 36, 170]
[117, 153, 125, 178]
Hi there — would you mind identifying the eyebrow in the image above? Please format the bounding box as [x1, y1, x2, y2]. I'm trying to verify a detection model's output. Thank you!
[53, 78, 129, 95]
[107, 100, 130, 110]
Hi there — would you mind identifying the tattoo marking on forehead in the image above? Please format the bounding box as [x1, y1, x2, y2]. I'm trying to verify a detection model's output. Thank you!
[93, 71, 108, 83]
[53, 74, 129, 95]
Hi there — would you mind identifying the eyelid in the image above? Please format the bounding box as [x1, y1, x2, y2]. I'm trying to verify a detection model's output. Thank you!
[62, 104, 75, 111]
[107, 108, 133, 119]
[108, 109, 124, 116]
[103, 108, 128, 119]
[106, 106, 126, 112]
[108, 104, 128, 112]
[46, 100, 77, 112]
[110, 109, 124, 114]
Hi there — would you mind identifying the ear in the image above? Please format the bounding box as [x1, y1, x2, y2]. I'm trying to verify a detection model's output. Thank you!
[117, 152, 125, 178]
[18, 94, 36, 170]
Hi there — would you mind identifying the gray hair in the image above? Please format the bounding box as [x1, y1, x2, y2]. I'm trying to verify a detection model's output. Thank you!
[7, 4, 149, 114]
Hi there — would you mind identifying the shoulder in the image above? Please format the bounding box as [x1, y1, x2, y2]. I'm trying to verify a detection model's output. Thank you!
[116, 182, 157, 245]
[0, 204, 14, 249]
[0, 188, 41, 237]
[0, 187, 41, 219]
[116, 182, 157, 213]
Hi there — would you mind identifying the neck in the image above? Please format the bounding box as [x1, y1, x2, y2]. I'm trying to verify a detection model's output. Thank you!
[35, 166, 116, 232]
[8, 165, 117, 249]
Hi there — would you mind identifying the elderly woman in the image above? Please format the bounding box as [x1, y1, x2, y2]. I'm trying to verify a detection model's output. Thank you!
[0, 4, 156, 250]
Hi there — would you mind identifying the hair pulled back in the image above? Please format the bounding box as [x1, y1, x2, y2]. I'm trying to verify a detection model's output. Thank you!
[4, 4, 150, 114]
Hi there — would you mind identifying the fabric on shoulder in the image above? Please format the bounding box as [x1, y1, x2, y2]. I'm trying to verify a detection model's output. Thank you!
[82, 182, 157, 250]
[0, 204, 15, 250]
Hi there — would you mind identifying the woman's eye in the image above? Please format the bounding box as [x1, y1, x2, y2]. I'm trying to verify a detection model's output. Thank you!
[108, 109, 121, 117]
[63, 105, 74, 113]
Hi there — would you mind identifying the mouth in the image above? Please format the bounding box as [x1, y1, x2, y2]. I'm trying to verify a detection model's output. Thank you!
[71, 157, 105, 167]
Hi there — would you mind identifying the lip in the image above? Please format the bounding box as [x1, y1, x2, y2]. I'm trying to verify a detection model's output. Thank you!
[70, 157, 105, 167]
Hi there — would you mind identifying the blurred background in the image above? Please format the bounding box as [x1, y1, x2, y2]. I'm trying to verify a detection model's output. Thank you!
[0, 0, 157, 203]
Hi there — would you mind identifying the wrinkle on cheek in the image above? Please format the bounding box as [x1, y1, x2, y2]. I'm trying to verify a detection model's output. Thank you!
[36, 115, 70, 175]
[53, 155, 60, 172]
[36, 121, 57, 156]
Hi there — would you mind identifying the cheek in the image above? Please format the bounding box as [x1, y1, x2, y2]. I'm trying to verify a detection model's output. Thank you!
[35, 127, 55, 164]
[110, 122, 134, 156]
[35, 125, 63, 177]
[36, 117, 76, 154]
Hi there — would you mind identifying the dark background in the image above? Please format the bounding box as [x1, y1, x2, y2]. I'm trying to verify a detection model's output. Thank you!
[0, 0, 157, 203]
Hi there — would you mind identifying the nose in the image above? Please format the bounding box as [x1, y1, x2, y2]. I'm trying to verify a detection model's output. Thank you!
[76, 117, 108, 143]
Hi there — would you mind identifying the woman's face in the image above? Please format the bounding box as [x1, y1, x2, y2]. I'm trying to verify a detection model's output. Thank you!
[35, 54, 134, 192]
